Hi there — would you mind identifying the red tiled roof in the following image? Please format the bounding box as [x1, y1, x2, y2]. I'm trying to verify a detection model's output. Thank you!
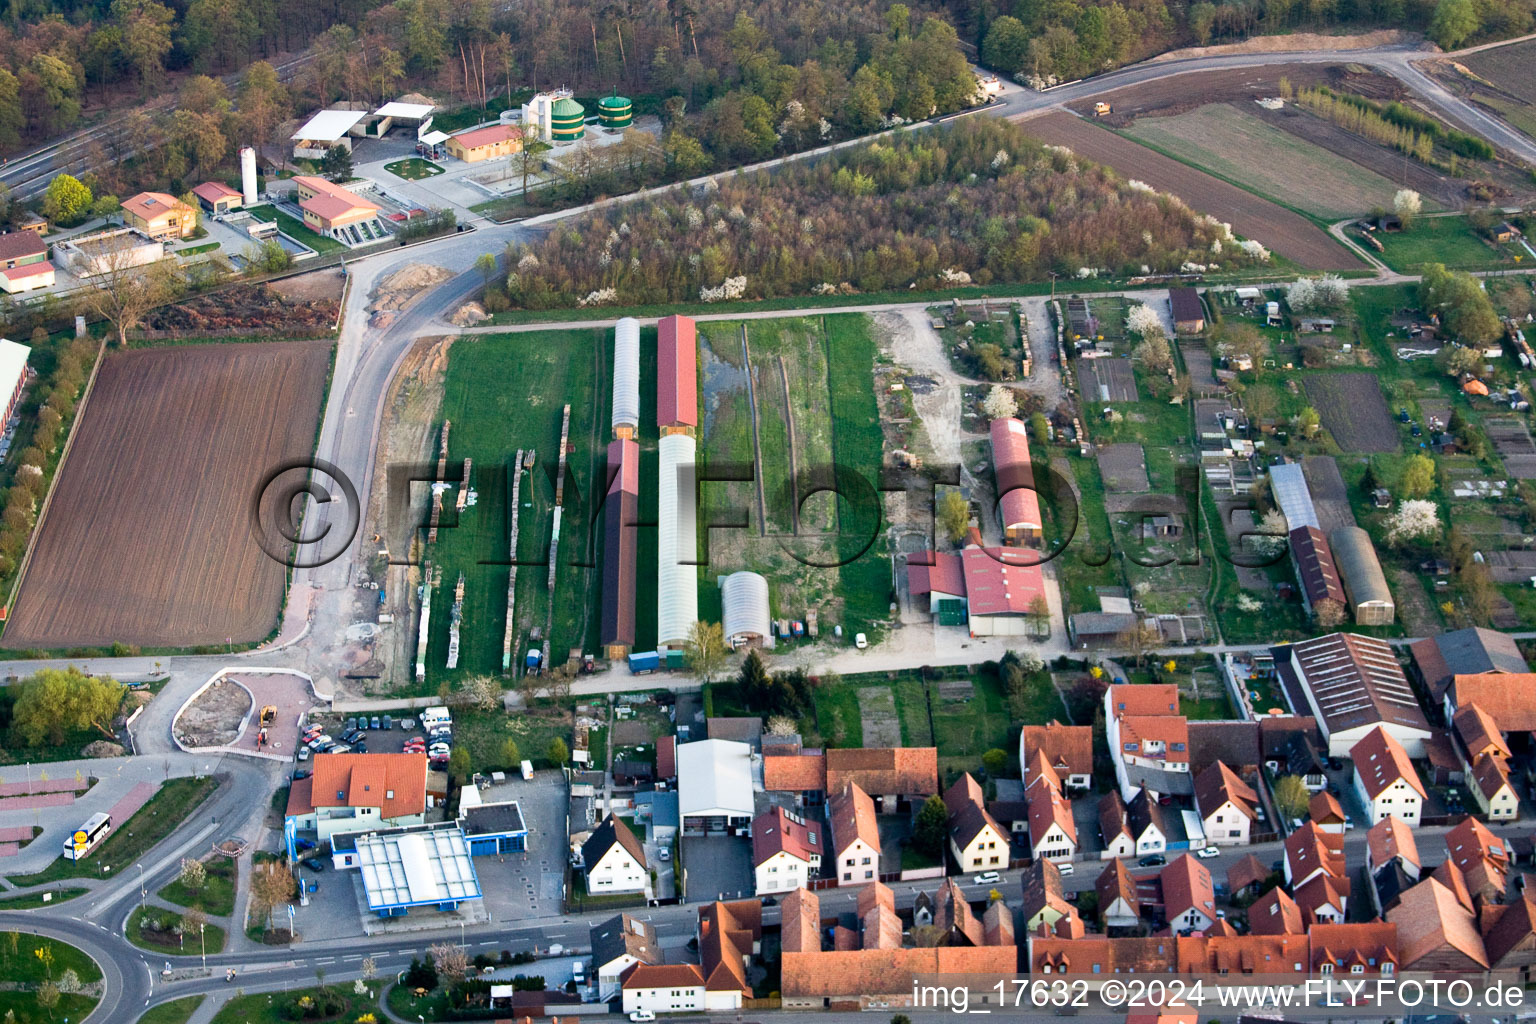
[1285, 822, 1345, 883]
[602, 437, 639, 648]
[620, 962, 705, 990]
[960, 546, 1046, 617]
[826, 747, 938, 796]
[302, 192, 376, 222]
[657, 735, 676, 778]
[1248, 887, 1303, 935]
[906, 550, 966, 599]
[191, 180, 241, 203]
[1352, 726, 1425, 801]
[1293, 872, 1348, 924]
[1160, 854, 1215, 922]
[990, 417, 1041, 534]
[857, 881, 894, 918]
[1308, 790, 1344, 825]
[1226, 853, 1269, 893]
[944, 773, 1005, 849]
[1023, 721, 1093, 780]
[763, 752, 826, 792]
[657, 315, 697, 428]
[1308, 921, 1398, 972]
[285, 776, 315, 817]
[1367, 814, 1419, 871]
[1031, 936, 1174, 975]
[0, 232, 45, 262]
[1194, 761, 1256, 820]
[1109, 684, 1179, 718]
[1389, 877, 1488, 968]
[1454, 702, 1511, 761]
[983, 900, 1014, 947]
[1, 261, 51, 281]
[781, 946, 1016, 998]
[1120, 715, 1190, 764]
[781, 888, 820, 953]
[1028, 783, 1077, 846]
[307, 752, 427, 819]
[698, 900, 758, 994]
[828, 783, 880, 856]
[1472, 752, 1514, 801]
[1175, 934, 1309, 975]
[1449, 673, 1536, 730]
[122, 191, 191, 222]
[751, 806, 821, 868]
[451, 122, 522, 150]
[934, 878, 985, 946]
[863, 903, 903, 950]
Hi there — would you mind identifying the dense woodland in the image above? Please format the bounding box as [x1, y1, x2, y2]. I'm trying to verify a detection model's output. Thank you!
[499, 118, 1257, 309]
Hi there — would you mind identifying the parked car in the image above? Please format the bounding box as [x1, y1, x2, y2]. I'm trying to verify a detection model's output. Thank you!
[973, 871, 1001, 885]
[296, 748, 310, 762]
[327, 743, 352, 754]
[382, 717, 393, 731]
[400, 718, 417, 730]
[306, 735, 332, 750]
[1197, 846, 1221, 859]
[760, 895, 777, 906]
[1056, 861, 1074, 876]
[301, 859, 325, 873]
[1291, 817, 1304, 830]
[342, 730, 363, 745]
[658, 847, 670, 862]
[292, 769, 312, 780]
[345, 717, 357, 732]
[1138, 854, 1167, 867]
[854, 632, 868, 649]
[630, 1012, 655, 1022]
[371, 716, 382, 729]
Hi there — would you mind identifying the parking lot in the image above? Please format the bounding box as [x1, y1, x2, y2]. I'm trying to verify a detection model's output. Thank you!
[295, 708, 452, 771]
[471, 773, 569, 923]
[680, 835, 753, 903]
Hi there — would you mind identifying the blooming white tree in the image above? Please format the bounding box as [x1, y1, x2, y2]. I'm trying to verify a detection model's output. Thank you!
[1287, 274, 1349, 313]
[1393, 188, 1422, 225]
[1125, 303, 1164, 338]
[1385, 499, 1441, 545]
[982, 385, 1018, 420]
[1239, 239, 1271, 261]
[700, 275, 748, 302]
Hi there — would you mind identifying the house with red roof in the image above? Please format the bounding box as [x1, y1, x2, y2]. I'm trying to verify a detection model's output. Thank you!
[905, 543, 1049, 637]
[750, 806, 821, 895]
[620, 963, 708, 1014]
[657, 315, 697, 432]
[1193, 761, 1257, 847]
[1350, 726, 1425, 827]
[829, 783, 881, 885]
[1105, 684, 1190, 800]
[1161, 853, 1217, 932]
[284, 752, 429, 843]
[1022, 721, 1093, 791]
[291, 175, 380, 240]
[944, 773, 1009, 873]
[191, 180, 243, 215]
[990, 416, 1042, 546]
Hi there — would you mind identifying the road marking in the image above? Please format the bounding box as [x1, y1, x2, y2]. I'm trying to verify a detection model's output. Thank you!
[316, 957, 336, 964]
[396, 949, 415, 955]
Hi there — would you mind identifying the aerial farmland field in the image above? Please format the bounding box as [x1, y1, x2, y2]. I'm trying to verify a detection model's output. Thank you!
[1303, 372, 1398, 453]
[1020, 112, 1359, 270]
[2, 341, 331, 649]
[1123, 103, 1408, 220]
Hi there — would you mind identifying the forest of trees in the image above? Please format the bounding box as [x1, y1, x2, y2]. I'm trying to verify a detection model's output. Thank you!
[970, 0, 1532, 84]
[500, 118, 1257, 310]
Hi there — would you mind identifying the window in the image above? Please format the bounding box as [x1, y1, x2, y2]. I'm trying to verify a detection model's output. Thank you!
[768, 866, 777, 874]
[862, 857, 870, 865]
[1351, 965, 1364, 974]
[846, 858, 854, 867]
[1320, 964, 1333, 975]
[865, 870, 873, 879]
[843, 872, 851, 881]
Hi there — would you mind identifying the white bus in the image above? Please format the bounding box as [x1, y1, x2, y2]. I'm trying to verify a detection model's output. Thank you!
[62, 812, 112, 861]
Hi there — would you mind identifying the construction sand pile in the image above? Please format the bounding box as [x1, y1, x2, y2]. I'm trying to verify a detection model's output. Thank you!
[369, 264, 456, 328]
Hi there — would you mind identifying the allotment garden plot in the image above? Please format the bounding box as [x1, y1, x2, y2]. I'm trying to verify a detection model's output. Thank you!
[1303, 372, 1397, 453]
[3, 341, 331, 649]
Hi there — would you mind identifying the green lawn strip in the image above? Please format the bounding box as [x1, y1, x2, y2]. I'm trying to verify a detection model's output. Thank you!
[246, 204, 344, 254]
[813, 682, 864, 748]
[136, 995, 206, 1024]
[569, 872, 648, 911]
[389, 982, 451, 1022]
[157, 857, 236, 917]
[4, 776, 219, 886]
[1367, 215, 1520, 273]
[175, 242, 221, 256]
[0, 886, 88, 908]
[126, 906, 227, 956]
[0, 991, 96, 1021]
[453, 706, 572, 773]
[0, 932, 102, 983]
[895, 675, 933, 746]
[929, 666, 1011, 774]
[385, 158, 445, 180]
[1056, 455, 1122, 614]
[211, 987, 374, 1024]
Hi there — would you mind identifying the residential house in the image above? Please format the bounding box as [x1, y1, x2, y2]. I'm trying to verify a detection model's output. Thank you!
[1453, 702, 1521, 820]
[1410, 627, 1529, 705]
[1099, 791, 1136, 859]
[1248, 887, 1303, 936]
[1351, 727, 1425, 827]
[1097, 859, 1141, 929]
[1031, 936, 1175, 976]
[1483, 892, 1536, 983]
[750, 806, 821, 895]
[1026, 771, 1078, 862]
[1308, 791, 1345, 834]
[1472, 755, 1520, 821]
[828, 783, 881, 885]
[1160, 854, 1217, 932]
[934, 878, 986, 946]
[1227, 854, 1271, 898]
[283, 752, 428, 844]
[1187, 720, 1262, 777]
[1365, 815, 1420, 881]
[0, 231, 47, 271]
[620, 964, 707, 1014]
[1445, 817, 1510, 905]
[1284, 821, 1348, 922]
[1169, 287, 1206, 333]
[1308, 922, 1398, 976]
[763, 746, 939, 813]
[1127, 786, 1168, 857]
[592, 914, 661, 1001]
[858, 883, 902, 950]
[1283, 633, 1431, 757]
[1021, 721, 1093, 790]
[1105, 683, 1190, 799]
[1387, 877, 1489, 972]
[582, 814, 648, 895]
[1443, 672, 1536, 736]
[1176, 934, 1311, 977]
[1193, 761, 1257, 847]
[696, 900, 757, 1010]
[121, 191, 198, 240]
[944, 773, 1009, 873]
[1259, 716, 1328, 791]
[1022, 857, 1076, 933]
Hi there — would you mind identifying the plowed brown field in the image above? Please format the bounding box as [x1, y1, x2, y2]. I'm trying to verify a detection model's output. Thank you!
[2, 340, 331, 649]
[1019, 112, 1360, 270]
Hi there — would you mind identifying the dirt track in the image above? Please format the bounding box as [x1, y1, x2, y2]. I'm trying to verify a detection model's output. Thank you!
[2, 341, 331, 649]
[1018, 112, 1361, 270]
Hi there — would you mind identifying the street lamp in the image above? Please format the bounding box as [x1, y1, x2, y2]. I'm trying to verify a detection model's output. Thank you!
[199, 922, 206, 970]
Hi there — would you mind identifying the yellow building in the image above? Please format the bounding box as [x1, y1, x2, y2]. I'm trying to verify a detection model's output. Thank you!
[291, 176, 379, 236]
[444, 123, 523, 163]
[121, 192, 198, 240]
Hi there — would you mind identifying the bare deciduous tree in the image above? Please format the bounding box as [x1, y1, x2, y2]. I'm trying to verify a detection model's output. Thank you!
[77, 235, 177, 347]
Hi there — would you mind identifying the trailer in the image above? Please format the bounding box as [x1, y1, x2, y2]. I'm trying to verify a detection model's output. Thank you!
[628, 650, 661, 674]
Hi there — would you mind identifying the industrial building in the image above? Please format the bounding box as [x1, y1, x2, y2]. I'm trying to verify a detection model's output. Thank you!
[657, 433, 698, 649]
[1280, 632, 1430, 757]
[0, 339, 30, 423]
[56, 227, 163, 277]
[657, 314, 698, 432]
[1329, 526, 1395, 625]
[191, 181, 243, 215]
[678, 739, 755, 835]
[290, 109, 369, 158]
[990, 416, 1042, 546]
[372, 100, 436, 135]
[602, 438, 640, 658]
[613, 317, 640, 437]
[720, 571, 772, 649]
[291, 176, 382, 242]
[333, 822, 482, 917]
[445, 123, 523, 162]
[906, 544, 1048, 636]
[521, 91, 586, 144]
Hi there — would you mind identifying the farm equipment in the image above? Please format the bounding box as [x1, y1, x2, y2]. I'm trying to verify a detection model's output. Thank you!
[1093, 102, 1111, 116]
[260, 705, 277, 726]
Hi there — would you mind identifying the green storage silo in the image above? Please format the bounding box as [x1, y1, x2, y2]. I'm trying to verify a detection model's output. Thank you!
[550, 97, 586, 142]
[598, 93, 632, 130]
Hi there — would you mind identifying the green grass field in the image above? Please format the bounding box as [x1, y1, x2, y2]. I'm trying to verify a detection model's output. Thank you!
[423, 329, 608, 685]
[0, 886, 86, 908]
[0, 933, 102, 1023]
[136, 996, 205, 1024]
[4, 776, 218, 886]
[1123, 103, 1407, 220]
[246, 204, 344, 254]
[127, 906, 227, 955]
[212, 988, 373, 1024]
[1368, 215, 1523, 272]
[157, 856, 236, 917]
[385, 158, 445, 180]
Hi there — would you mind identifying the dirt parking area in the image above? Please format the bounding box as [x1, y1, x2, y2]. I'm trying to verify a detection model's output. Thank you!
[174, 680, 251, 749]
[1020, 112, 1358, 270]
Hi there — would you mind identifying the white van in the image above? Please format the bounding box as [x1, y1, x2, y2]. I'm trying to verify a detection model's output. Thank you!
[420, 706, 452, 728]
[571, 960, 585, 985]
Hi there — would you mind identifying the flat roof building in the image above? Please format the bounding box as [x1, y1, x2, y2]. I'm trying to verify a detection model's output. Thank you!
[290, 109, 368, 157]
[678, 739, 755, 834]
[345, 823, 482, 917]
[0, 339, 30, 422]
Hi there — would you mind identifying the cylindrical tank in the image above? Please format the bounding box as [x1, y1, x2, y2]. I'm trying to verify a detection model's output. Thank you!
[598, 94, 633, 130]
[550, 97, 586, 143]
[240, 147, 258, 206]
[612, 317, 640, 433]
